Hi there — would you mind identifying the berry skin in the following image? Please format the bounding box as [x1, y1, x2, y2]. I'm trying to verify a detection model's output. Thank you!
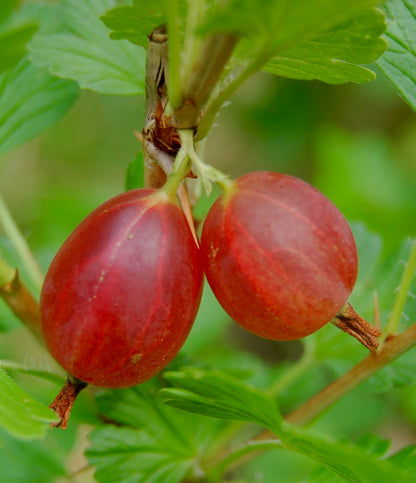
[40, 189, 203, 388]
[200, 171, 358, 341]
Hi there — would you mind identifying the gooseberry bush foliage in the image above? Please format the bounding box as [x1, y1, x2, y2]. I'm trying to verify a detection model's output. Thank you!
[1, 0, 416, 481]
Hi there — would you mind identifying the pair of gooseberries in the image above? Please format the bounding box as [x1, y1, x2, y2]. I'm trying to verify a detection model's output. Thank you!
[40, 171, 360, 390]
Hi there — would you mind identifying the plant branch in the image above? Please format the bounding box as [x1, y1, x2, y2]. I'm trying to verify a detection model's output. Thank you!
[275, 323, 416, 430]
[172, 32, 239, 129]
[196, 48, 272, 141]
[0, 268, 43, 342]
[206, 440, 283, 483]
[0, 194, 44, 293]
[163, 0, 183, 109]
[210, 323, 416, 478]
[382, 240, 416, 341]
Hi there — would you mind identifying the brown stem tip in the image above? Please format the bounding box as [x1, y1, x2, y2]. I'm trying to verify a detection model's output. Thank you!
[332, 303, 381, 352]
[49, 376, 87, 429]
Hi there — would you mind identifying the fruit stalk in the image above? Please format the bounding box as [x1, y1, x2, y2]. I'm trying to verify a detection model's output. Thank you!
[49, 376, 88, 429]
[332, 303, 381, 352]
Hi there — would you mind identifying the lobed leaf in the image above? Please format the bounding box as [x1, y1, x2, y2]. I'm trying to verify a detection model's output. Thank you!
[160, 367, 414, 481]
[0, 368, 58, 439]
[376, 0, 416, 111]
[306, 434, 416, 481]
[86, 426, 193, 483]
[263, 8, 387, 84]
[162, 367, 283, 432]
[88, 379, 228, 483]
[29, 0, 145, 95]
[0, 57, 79, 158]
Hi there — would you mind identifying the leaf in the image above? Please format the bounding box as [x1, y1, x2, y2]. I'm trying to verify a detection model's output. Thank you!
[125, 150, 144, 191]
[263, 8, 387, 84]
[29, 0, 145, 95]
[101, 0, 188, 48]
[0, 427, 67, 482]
[101, 0, 165, 48]
[86, 426, 192, 483]
[204, 0, 381, 48]
[281, 425, 414, 482]
[306, 434, 416, 482]
[0, 57, 79, 157]
[376, 0, 416, 111]
[0, 24, 37, 74]
[87, 379, 228, 483]
[162, 367, 283, 432]
[160, 368, 413, 481]
[0, 368, 58, 439]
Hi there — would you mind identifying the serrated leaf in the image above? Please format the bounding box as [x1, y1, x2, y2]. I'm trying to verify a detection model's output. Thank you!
[161, 367, 413, 481]
[306, 434, 416, 482]
[376, 0, 416, 111]
[29, 0, 145, 95]
[0, 23, 37, 74]
[162, 367, 283, 431]
[125, 150, 144, 190]
[88, 380, 227, 483]
[281, 425, 414, 482]
[86, 426, 192, 483]
[263, 8, 387, 84]
[0, 57, 79, 157]
[0, 368, 58, 439]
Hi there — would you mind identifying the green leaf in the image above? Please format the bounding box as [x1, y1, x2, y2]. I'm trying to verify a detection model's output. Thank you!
[29, 0, 145, 95]
[86, 426, 193, 483]
[162, 367, 283, 432]
[0, 57, 79, 157]
[125, 150, 144, 190]
[281, 425, 414, 482]
[0, 368, 58, 439]
[101, 1, 165, 48]
[0, 24, 37, 74]
[160, 367, 414, 481]
[306, 435, 416, 482]
[264, 8, 387, 84]
[376, 0, 416, 111]
[0, 427, 67, 482]
[87, 379, 228, 483]
[204, 0, 381, 46]
[0, 0, 19, 21]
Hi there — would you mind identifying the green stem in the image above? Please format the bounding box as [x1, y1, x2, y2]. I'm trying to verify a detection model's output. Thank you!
[161, 130, 196, 198]
[0, 194, 43, 293]
[0, 255, 15, 286]
[206, 440, 282, 483]
[381, 240, 416, 342]
[182, 0, 205, 81]
[196, 48, 272, 141]
[164, 0, 183, 109]
[268, 339, 316, 397]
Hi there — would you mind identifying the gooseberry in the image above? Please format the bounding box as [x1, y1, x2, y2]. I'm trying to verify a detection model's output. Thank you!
[40, 188, 203, 388]
[200, 171, 358, 341]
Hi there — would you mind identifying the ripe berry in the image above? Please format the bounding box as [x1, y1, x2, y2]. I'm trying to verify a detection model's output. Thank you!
[200, 171, 358, 341]
[40, 189, 203, 388]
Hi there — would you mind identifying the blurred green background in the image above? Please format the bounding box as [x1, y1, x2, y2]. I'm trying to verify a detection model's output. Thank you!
[1, 64, 416, 482]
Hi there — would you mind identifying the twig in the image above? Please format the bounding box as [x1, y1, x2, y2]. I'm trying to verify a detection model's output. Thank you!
[0, 268, 43, 342]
